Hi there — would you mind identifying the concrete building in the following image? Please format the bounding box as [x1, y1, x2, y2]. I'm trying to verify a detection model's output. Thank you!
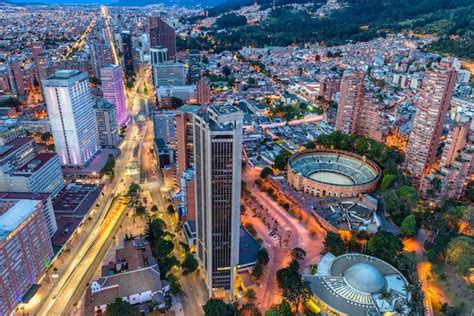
[8, 152, 65, 198]
[194, 105, 243, 296]
[42, 70, 100, 167]
[188, 49, 201, 84]
[152, 110, 176, 146]
[152, 62, 185, 87]
[0, 192, 57, 237]
[7, 57, 25, 96]
[94, 98, 120, 148]
[149, 17, 176, 60]
[100, 64, 127, 126]
[304, 253, 411, 315]
[0, 199, 54, 315]
[404, 61, 457, 178]
[0, 137, 37, 191]
[335, 69, 365, 134]
[121, 31, 134, 76]
[0, 120, 26, 146]
[197, 77, 211, 105]
[175, 105, 200, 182]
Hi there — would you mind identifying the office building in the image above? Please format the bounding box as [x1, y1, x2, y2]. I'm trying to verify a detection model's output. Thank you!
[94, 99, 120, 148]
[152, 62, 186, 87]
[194, 105, 243, 296]
[153, 110, 176, 145]
[8, 152, 65, 198]
[0, 192, 57, 237]
[0, 199, 54, 315]
[121, 31, 134, 75]
[149, 17, 176, 60]
[197, 77, 211, 105]
[0, 137, 37, 191]
[100, 65, 127, 126]
[7, 57, 25, 96]
[0, 120, 26, 146]
[42, 70, 100, 167]
[175, 105, 199, 182]
[404, 61, 457, 178]
[188, 49, 201, 84]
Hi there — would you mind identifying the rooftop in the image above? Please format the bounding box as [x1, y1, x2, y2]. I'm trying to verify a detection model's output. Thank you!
[0, 137, 33, 159]
[12, 153, 58, 176]
[49, 69, 81, 79]
[0, 200, 40, 241]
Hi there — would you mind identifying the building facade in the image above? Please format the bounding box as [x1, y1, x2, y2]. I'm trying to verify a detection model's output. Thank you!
[404, 61, 457, 178]
[194, 105, 243, 296]
[197, 77, 211, 106]
[94, 98, 120, 148]
[42, 70, 100, 167]
[100, 64, 127, 126]
[149, 17, 176, 60]
[0, 199, 54, 315]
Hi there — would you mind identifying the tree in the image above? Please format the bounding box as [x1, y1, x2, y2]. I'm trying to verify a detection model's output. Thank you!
[400, 214, 417, 236]
[222, 65, 232, 77]
[167, 204, 176, 215]
[167, 273, 181, 294]
[154, 238, 174, 258]
[203, 298, 236, 316]
[135, 203, 146, 216]
[290, 247, 306, 262]
[256, 248, 269, 266]
[151, 204, 159, 212]
[368, 231, 403, 264]
[465, 180, 474, 202]
[276, 261, 312, 313]
[105, 297, 137, 316]
[127, 182, 141, 207]
[102, 156, 116, 179]
[445, 236, 474, 276]
[40, 131, 52, 142]
[182, 252, 198, 274]
[398, 185, 419, 208]
[323, 232, 346, 256]
[252, 262, 264, 280]
[260, 167, 273, 179]
[157, 255, 180, 278]
[273, 153, 288, 171]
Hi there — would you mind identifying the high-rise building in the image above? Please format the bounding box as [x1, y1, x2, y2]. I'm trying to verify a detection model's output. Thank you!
[0, 199, 54, 315]
[335, 70, 384, 142]
[149, 17, 177, 60]
[152, 62, 185, 87]
[188, 49, 201, 84]
[7, 57, 25, 95]
[94, 98, 120, 148]
[197, 77, 211, 105]
[100, 64, 127, 126]
[194, 105, 243, 296]
[42, 70, 100, 167]
[121, 31, 134, 75]
[404, 61, 457, 178]
[176, 106, 200, 182]
[0, 137, 37, 191]
[335, 70, 365, 134]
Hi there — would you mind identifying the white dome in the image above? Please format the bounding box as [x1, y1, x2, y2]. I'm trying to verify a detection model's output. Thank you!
[343, 263, 386, 294]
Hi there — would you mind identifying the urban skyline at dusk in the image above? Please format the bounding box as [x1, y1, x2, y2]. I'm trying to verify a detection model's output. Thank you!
[0, 0, 473, 315]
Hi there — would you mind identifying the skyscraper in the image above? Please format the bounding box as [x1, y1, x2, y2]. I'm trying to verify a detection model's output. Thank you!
[94, 98, 120, 148]
[100, 64, 127, 126]
[149, 17, 177, 60]
[335, 70, 385, 142]
[42, 70, 100, 167]
[175, 105, 200, 182]
[188, 49, 201, 84]
[194, 105, 243, 296]
[7, 57, 25, 96]
[335, 69, 365, 134]
[405, 61, 457, 178]
[121, 31, 134, 75]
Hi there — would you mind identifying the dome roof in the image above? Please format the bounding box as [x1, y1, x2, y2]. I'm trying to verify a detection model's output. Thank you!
[343, 263, 386, 294]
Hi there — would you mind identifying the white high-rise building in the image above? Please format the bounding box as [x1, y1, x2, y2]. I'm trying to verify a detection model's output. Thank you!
[100, 65, 128, 126]
[193, 105, 243, 297]
[42, 70, 100, 167]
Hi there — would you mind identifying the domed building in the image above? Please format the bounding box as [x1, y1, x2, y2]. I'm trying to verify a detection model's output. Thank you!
[303, 253, 411, 315]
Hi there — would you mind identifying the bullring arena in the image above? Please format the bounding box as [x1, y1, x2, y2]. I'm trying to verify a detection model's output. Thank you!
[287, 149, 381, 198]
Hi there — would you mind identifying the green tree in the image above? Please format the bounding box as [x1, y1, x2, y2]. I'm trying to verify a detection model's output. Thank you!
[252, 262, 264, 280]
[40, 131, 52, 142]
[260, 167, 274, 179]
[368, 231, 403, 265]
[273, 153, 288, 171]
[135, 203, 146, 216]
[256, 248, 270, 266]
[127, 182, 141, 207]
[154, 238, 174, 258]
[398, 185, 419, 208]
[291, 247, 306, 262]
[151, 204, 159, 212]
[445, 236, 474, 276]
[276, 261, 312, 313]
[102, 156, 116, 179]
[182, 252, 198, 274]
[203, 298, 236, 316]
[167, 204, 176, 215]
[105, 297, 138, 316]
[323, 232, 346, 256]
[157, 256, 180, 278]
[167, 273, 181, 294]
[400, 215, 417, 236]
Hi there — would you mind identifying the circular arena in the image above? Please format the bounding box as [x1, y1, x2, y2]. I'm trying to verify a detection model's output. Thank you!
[287, 149, 381, 198]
